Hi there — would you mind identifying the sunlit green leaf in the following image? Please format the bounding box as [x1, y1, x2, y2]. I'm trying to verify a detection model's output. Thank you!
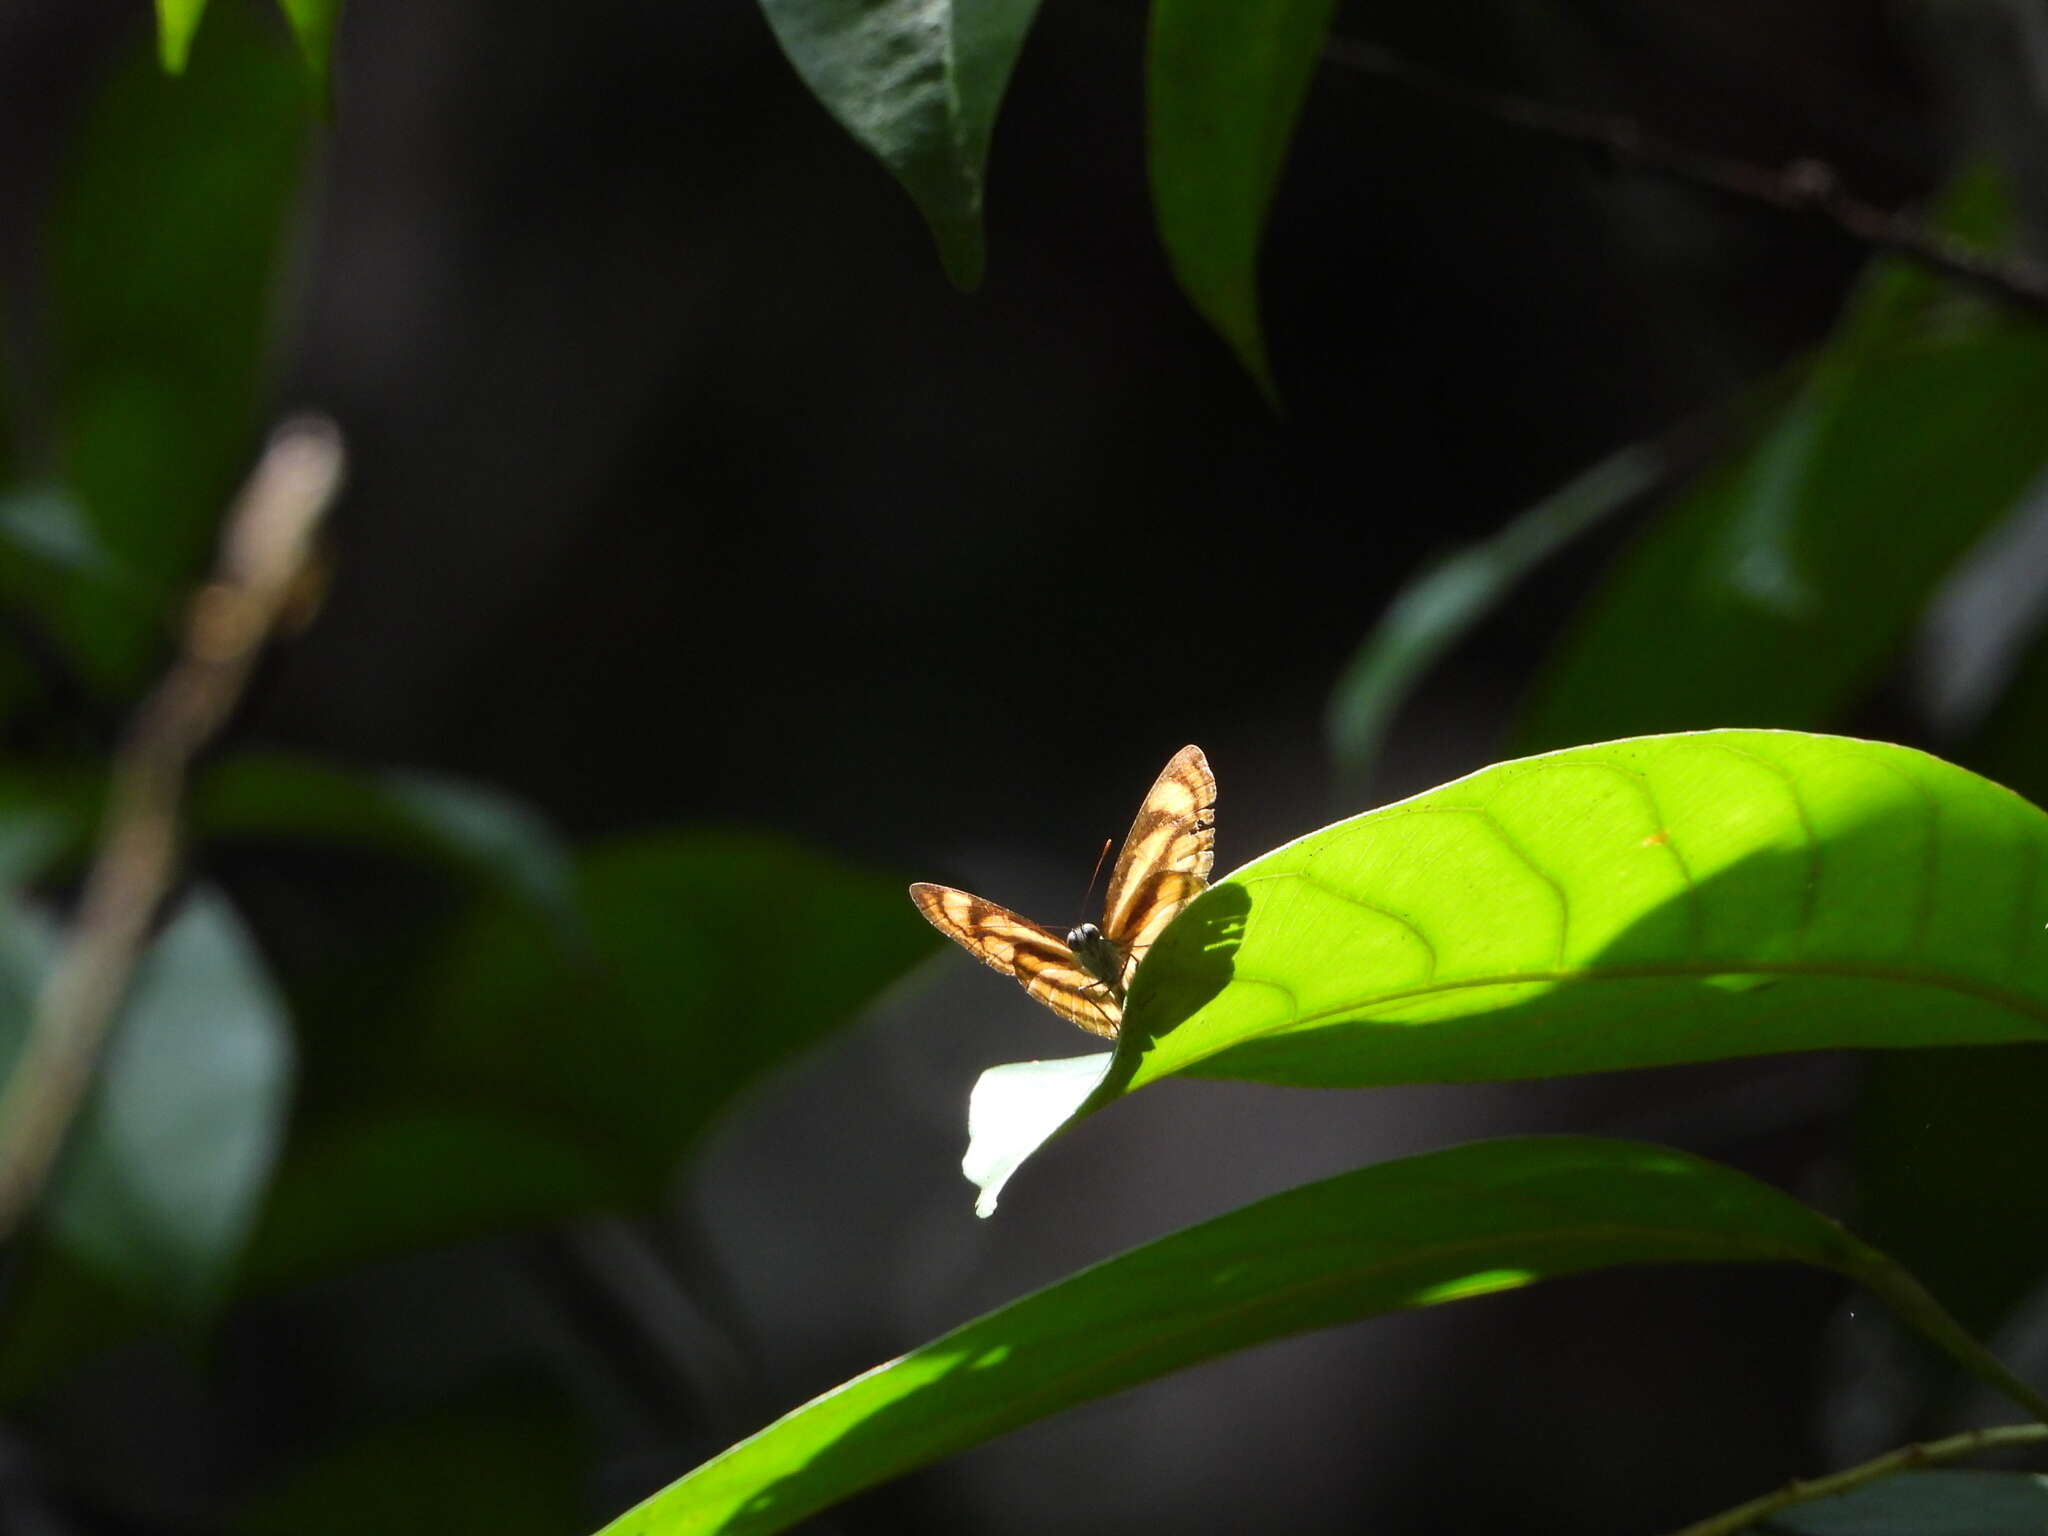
[758, 0, 1042, 288]
[596, 1138, 2043, 1536]
[1148, 0, 1336, 400]
[968, 731, 2048, 1210]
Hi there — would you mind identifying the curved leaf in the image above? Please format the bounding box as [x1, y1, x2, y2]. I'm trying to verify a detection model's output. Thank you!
[1325, 442, 1665, 793]
[594, 1137, 2044, 1536]
[966, 731, 2048, 1210]
[1148, 0, 1336, 399]
[1517, 179, 2048, 751]
[0, 891, 294, 1317]
[244, 829, 937, 1286]
[758, 0, 1042, 289]
[194, 753, 579, 933]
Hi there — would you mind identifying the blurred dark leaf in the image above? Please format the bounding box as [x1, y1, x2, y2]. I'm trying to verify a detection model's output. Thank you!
[48, 888, 295, 1316]
[274, 0, 344, 102]
[232, 1387, 585, 1536]
[1516, 179, 2048, 752]
[1148, 0, 1337, 399]
[53, 2, 310, 686]
[244, 829, 936, 1288]
[1850, 1048, 2048, 1340]
[757, 0, 1042, 288]
[1762, 1469, 2048, 1534]
[1325, 441, 1665, 793]
[195, 753, 580, 935]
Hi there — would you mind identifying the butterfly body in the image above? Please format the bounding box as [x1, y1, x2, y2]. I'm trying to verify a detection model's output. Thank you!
[910, 745, 1216, 1038]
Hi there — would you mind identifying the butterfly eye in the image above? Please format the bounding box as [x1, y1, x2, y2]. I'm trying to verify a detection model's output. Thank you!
[1066, 922, 1103, 949]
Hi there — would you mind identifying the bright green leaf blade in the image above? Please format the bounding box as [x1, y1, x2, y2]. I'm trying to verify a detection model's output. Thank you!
[1148, 0, 1336, 400]
[1516, 184, 2048, 752]
[154, 0, 210, 73]
[1326, 442, 1664, 793]
[757, 0, 1042, 288]
[1764, 1470, 2048, 1535]
[595, 1137, 2040, 1536]
[1128, 730, 2048, 1094]
[273, 0, 343, 101]
[966, 730, 2048, 1211]
[52, 5, 310, 686]
[36, 891, 292, 1316]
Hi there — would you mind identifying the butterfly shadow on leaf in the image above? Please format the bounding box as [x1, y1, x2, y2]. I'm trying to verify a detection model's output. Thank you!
[1087, 880, 1251, 1105]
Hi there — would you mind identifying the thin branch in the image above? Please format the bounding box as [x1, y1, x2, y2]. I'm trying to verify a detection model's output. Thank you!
[0, 416, 345, 1240]
[1665, 1421, 2048, 1536]
[1322, 36, 2048, 315]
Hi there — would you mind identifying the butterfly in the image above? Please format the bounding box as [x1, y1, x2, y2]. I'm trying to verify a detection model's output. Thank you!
[910, 745, 1216, 1038]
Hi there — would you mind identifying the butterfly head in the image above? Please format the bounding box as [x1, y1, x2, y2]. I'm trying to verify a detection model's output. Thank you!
[1064, 921, 1126, 993]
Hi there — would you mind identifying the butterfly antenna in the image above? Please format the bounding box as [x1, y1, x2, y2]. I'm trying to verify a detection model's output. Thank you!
[1078, 836, 1114, 921]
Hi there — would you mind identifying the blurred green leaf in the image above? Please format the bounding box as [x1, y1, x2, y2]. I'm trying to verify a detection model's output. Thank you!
[758, 0, 1042, 289]
[245, 829, 936, 1286]
[53, 3, 310, 685]
[195, 753, 580, 933]
[1763, 1470, 2048, 1534]
[235, 1388, 585, 1536]
[597, 1137, 2041, 1536]
[1148, 0, 1336, 400]
[1517, 185, 2048, 752]
[1326, 443, 1665, 794]
[46, 889, 294, 1316]
[274, 0, 344, 101]
[154, 0, 211, 73]
[967, 731, 2048, 1210]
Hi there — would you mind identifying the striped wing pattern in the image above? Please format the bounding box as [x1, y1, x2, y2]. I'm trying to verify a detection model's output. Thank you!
[1099, 744, 1217, 989]
[908, 883, 1122, 1038]
[909, 745, 1216, 1038]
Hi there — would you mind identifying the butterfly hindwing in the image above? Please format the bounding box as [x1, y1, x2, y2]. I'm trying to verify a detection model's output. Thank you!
[908, 883, 1123, 1038]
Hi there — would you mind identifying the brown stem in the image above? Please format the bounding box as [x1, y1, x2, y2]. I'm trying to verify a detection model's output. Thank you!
[0, 416, 345, 1240]
[1323, 36, 2048, 314]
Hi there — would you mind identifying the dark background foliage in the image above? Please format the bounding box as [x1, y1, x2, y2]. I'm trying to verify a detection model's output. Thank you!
[1, 0, 2044, 1531]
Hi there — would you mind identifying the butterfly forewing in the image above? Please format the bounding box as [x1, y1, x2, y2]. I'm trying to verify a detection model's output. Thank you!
[909, 745, 1216, 1038]
[908, 883, 1123, 1037]
[1099, 745, 1217, 986]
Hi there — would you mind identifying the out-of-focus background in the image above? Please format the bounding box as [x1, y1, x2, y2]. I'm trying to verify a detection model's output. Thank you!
[3, 0, 2048, 1530]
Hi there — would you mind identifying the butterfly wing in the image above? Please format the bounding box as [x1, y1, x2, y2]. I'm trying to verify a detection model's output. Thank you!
[1098, 744, 1217, 987]
[909, 882, 1123, 1038]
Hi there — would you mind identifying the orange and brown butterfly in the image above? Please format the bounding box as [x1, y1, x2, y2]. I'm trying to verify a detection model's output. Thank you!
[909, 745, 1217, 1038]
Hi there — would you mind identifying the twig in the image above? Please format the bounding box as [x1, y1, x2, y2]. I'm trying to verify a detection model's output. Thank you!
[1664, 1421, 2048, 1536]
[0, 416, 345, 1240]
[1322, 36, 2048, 315]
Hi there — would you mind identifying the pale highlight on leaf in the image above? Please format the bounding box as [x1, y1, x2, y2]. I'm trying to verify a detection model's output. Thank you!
[911, 746, 1216, 1036]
